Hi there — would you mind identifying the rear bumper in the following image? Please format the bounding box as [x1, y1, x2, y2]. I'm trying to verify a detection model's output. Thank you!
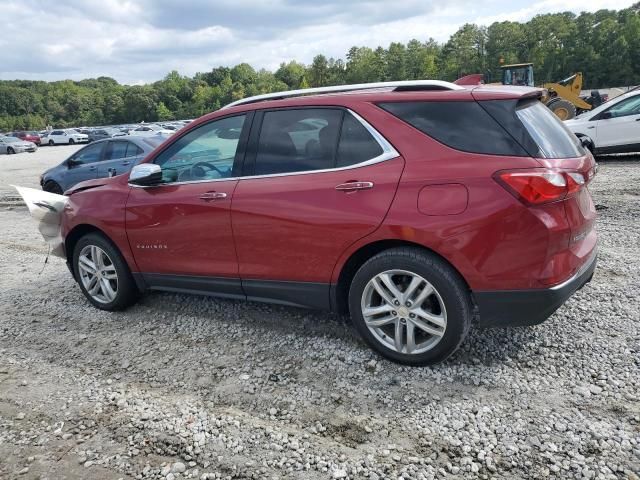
[474, 251, 597, 328]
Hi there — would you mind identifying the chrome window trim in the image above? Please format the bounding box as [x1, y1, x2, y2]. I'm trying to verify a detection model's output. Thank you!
[129, 108, 399, 188]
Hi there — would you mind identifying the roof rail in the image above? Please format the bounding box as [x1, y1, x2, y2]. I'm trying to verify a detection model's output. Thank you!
[221, 80, 464, 109]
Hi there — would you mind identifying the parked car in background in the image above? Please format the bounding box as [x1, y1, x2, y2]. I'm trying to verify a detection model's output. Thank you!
[88, 127, 127, 142]
[40, 135, 167, 194]
[54, 80, 597, 365]
[129, 124, 175, 137]
[565, 88, 640, 154]
[45, 129, 89, 145]
[10, 131, 42, 146]
[0, 135, 37, 154]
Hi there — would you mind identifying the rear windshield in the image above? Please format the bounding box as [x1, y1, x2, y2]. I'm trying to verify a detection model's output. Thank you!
[515, 100, 584, 158]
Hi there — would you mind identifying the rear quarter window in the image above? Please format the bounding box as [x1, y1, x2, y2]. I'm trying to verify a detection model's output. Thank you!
[514, 100, 585, 158]
[378, 101, 528, 156]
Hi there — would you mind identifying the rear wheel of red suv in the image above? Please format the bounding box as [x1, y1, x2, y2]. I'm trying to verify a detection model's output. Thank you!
[72, 233, 139, 311]
[348, 247, 471, 366]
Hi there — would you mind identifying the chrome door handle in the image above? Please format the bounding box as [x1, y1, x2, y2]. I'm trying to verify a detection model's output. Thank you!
[587, 126, 595, 129]
[199, 192, 227, 201]
[121, 161, 131, 165]
[335, 181, 374, 192]
[89, 165, 97, 170]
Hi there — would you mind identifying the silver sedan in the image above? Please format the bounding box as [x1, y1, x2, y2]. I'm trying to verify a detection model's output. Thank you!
[0, 136, 37, 154]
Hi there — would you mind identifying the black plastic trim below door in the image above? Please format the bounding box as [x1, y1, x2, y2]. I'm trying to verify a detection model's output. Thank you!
[136, 273, 333, 311]
[242, 279, 331, 310]
[142, 273, 244, 301]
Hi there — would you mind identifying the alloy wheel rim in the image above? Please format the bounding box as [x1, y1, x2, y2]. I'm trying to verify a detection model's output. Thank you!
[361, 269, 447, 355]
[78, 245, 118, 304]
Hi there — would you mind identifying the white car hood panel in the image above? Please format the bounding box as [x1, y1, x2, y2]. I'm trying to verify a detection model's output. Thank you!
[12, 185, 68, 258]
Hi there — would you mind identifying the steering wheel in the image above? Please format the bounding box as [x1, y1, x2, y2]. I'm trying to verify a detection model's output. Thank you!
[178, 161, 226, 181]
[191, 161, 225, 177]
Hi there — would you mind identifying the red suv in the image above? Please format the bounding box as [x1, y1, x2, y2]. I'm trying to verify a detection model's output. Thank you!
[59, 81, 597, 365]
[11, 131, 42, 146]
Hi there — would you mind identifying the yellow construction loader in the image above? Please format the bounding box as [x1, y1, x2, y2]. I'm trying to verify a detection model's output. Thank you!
[499, 63, 601, 120]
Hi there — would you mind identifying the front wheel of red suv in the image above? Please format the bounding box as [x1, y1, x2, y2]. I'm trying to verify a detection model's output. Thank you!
[73, 233, 139, 311]
[348, 247, 472, 366]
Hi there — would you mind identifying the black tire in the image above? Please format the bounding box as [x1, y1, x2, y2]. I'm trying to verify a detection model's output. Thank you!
[546, 98, 577, 120]
[72, 232, 139, 311]
[6, 147, 15, 154]
[43, 180, 63, 195]
[49, 139, 54, 146]
[348, 247, 472, 366]
[69, 138, 75, 145]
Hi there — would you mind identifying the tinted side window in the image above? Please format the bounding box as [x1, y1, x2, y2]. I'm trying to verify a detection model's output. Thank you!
[71, 143, 104, 164]
[104, 141, 128, 160]
[378, 101, 528, 156]
[604, 95, 640, 118]
[154, 114, 246, 184]
[126, 143, 144, 157]
[52, 130, 63, 135]
[515, 100, 584, 158]
[254, 109, 343, 175]
[337, 113, 383, 167]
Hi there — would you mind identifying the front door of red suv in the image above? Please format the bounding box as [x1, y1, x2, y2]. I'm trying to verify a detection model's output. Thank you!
[231, 107, 404, 308]
[125, 114, 250, 292]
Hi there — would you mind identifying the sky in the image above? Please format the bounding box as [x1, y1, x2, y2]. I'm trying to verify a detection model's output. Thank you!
[0, 0, 634, 85]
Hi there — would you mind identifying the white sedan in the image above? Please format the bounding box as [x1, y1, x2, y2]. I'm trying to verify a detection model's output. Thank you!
[44, 129, 89, 146]
[0, 136, 37, 154]
[565, 89, 640, 155]
[129, 124, 175, 137]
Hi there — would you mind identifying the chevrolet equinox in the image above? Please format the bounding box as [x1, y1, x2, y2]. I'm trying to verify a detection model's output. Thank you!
[54, 80, 597, 365]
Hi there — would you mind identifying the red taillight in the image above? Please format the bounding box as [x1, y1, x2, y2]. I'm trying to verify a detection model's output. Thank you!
[496, 169, 592, 205]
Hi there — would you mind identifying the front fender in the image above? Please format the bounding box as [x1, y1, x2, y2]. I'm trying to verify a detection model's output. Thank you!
[62, 176, 137, 271]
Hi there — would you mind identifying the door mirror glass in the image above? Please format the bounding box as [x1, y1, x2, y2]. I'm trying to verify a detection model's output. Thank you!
[129, 163, 162, 186]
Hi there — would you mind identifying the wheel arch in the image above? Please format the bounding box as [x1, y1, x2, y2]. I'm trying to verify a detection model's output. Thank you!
[65, 223, 144, 291]
[65, 224, 118, 277]
[574, 132, 595, 153]
[332, 239, 472, 315]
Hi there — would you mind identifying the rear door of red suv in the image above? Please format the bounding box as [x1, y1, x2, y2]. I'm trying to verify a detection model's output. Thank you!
[230, 106, 404, 308]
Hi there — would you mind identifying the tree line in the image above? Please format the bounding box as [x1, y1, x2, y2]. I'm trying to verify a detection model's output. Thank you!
[1, 4, 638, 131]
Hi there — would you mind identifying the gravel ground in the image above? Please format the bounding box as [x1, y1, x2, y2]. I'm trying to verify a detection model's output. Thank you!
[0, 147, 638, 480]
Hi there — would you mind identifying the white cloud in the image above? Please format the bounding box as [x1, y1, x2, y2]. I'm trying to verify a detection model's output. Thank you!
[0, 0, 635, 83]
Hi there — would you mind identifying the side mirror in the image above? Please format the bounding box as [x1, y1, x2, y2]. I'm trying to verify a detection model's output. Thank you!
[67, 158, 80, 168]
[599, 111, 612, 120]
[129, 163, 162, 186]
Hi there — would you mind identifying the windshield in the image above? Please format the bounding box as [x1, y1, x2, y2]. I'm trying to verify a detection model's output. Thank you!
[516, 100, 585, 158]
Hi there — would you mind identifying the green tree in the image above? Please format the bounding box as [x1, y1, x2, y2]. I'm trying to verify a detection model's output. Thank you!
[309, 54, 329, 87]
[156, 101, 173, 121]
